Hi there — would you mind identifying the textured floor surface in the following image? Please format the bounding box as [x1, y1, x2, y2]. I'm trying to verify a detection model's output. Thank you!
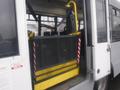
[109, 74, 120, 90]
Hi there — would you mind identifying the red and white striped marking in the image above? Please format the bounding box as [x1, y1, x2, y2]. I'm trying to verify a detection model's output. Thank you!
[77, 38, 81, 64]
[11, 63, 23, 70]
[33, 42, 37, 72]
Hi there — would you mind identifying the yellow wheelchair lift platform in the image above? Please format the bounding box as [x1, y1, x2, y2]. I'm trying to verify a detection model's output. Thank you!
[34, 60, 80, 90]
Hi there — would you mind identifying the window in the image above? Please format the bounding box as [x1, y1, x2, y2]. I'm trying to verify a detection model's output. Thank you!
[96, 0, 107, 43]
[111, 8, 120, 42]
[0, 0, 19, 58]
[80, 21, 84, 30]
[41, 16, 48, 21]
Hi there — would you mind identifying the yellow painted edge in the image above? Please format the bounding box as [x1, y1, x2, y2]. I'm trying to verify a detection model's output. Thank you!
[35, 60, 77, 76]
[36, 64, 77, 81]
[28, 32, 35, 39]
[70, 32, 81, 36]
[34, 68, 79, 90]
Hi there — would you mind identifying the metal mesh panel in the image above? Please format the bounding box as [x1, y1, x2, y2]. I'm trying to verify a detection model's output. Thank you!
[29, 35, 78, 70]
[35, 36, 59, 70]
[58, 36, 77, 63]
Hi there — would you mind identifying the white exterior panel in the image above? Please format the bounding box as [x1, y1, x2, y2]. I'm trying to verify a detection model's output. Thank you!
[11, 0, 32, 90]
[93, 43, 111, 80]
[90, 0, 111, 80]
[0, 0, 32, 90]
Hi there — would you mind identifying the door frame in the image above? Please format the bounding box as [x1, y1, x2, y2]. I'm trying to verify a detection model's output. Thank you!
[90, 0, 111, 81]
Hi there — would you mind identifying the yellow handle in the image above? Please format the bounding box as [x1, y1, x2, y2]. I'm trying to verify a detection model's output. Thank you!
[66, 0, 79, 32]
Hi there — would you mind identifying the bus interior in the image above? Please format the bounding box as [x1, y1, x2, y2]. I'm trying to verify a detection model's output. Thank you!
[26, 0, 87, 90]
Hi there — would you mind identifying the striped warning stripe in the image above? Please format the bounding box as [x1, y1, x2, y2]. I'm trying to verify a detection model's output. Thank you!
[33, 42, 37, 72]
[77, 38, 81, 63]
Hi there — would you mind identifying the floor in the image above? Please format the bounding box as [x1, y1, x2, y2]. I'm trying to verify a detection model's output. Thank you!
[109, 74, 120, 90]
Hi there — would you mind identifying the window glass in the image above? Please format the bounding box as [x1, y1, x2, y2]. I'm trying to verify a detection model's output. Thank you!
[30, 15, 35, 20]
[80, 21, 84, 30]
[41, 16, 48, 21]
[49, 17, 54, 22]
[58, 18, 62, 22]
[0, 0, 19, 58]
[111, 8, 120, 42]
[96, 0, 107, 43]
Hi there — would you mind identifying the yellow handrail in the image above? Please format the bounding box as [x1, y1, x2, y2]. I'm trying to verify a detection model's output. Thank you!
[66, 0, 79, 33]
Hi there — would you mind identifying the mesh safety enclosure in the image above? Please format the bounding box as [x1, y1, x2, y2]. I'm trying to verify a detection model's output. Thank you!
[29, 35, 78, 71]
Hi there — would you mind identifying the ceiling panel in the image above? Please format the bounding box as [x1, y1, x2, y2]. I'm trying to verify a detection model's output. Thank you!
[27, 0, 83, 18]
